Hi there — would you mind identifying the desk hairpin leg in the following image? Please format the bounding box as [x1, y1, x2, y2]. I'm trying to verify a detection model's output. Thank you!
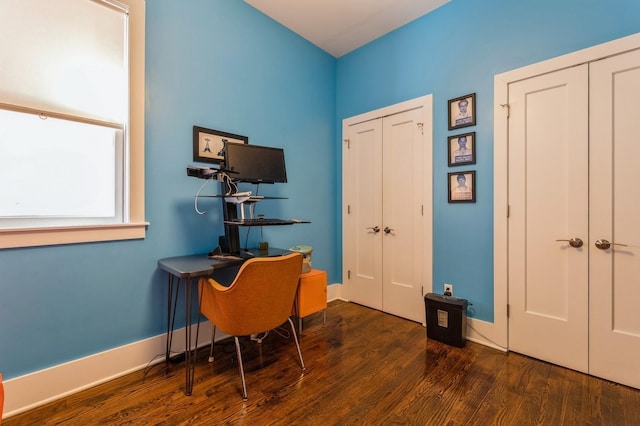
[184, 277, 195, 396]
[165, 275, 199, 396]
[184, 278, 205, 396]
[192, 282, 203, 393]
[166, 275, 179, 363]
[183, 277, 191, 395]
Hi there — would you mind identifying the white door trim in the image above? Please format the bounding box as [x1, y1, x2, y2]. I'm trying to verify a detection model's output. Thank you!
[342, 96, 431, 128]
[493, 32, 640, 348]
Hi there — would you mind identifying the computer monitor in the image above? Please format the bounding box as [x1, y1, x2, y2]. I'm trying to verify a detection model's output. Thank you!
[223, 142, 287, 184]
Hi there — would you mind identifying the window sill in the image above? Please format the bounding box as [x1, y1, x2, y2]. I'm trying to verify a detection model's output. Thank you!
[0, 222, 149, 249]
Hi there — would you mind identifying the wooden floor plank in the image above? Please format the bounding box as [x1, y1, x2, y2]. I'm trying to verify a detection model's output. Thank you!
[4, 301, 640, 425]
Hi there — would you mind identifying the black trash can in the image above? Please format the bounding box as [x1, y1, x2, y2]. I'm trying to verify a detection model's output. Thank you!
[425, 293, 468, 347]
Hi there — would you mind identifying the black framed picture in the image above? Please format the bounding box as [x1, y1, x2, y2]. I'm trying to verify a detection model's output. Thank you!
[448, 132, 476, 166]
[193, 126, 248, 164]
[448, 170, 476, 203]
[448, 93, 476, 130]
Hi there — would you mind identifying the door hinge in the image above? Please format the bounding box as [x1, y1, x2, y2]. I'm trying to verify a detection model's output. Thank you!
[417, 122, 424, 135]
[421, 285, 424, 296]
[421, 205, 424, 216]
[507, 304, 510, 318]
[344, 139, 350, 149]
[507, 204, 510, 218]
[348, 205, 351, 214]
[348, 270, 351, 280]
[500, 103, 510, 118]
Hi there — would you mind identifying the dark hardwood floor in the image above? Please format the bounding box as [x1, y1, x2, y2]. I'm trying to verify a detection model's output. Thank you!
[5, 300, 640, 425]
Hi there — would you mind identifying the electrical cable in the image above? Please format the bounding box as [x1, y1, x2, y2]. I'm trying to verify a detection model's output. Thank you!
[250, 331, 269, 343]
[194, 175, 215, 215]
[221, 172, 238, 195]
[273, 326, 290, 339]
[467, 324, 508, 351]
[243, 226, 252, 251]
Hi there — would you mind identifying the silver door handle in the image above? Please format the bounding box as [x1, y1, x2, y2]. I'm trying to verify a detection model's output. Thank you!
[555, 238, 583, 248]
[595, 239, 627, 250]
[366, 226, 380, 233]
[383, 227, 394, 234]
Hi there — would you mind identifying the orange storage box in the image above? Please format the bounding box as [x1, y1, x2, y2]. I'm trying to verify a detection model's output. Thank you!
[294, 269, 327, 318]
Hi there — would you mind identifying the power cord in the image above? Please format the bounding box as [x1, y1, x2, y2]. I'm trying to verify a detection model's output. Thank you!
[193, 170, 239, 215]
[221, 172, 238, 195]
[250, 331, 269, 343]
[194, 175, 216, 214]
[467, 324, 508, 351]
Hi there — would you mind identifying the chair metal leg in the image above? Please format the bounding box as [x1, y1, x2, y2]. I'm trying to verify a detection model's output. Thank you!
[288, 317, 305, 371]
[208, 325, 216, 363]
[234, 336, 248, 400]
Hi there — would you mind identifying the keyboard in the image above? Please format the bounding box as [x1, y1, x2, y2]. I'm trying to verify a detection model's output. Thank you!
[226, 218, 294, 226]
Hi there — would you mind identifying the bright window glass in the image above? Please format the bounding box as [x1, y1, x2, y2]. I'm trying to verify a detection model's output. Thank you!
[0, 109, 123, 228]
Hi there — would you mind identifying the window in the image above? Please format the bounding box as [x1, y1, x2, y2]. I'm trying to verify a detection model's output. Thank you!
[0, 0, 146, 248]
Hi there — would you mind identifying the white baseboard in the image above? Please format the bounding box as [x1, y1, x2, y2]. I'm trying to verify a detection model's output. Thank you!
[327, 282, 343, 302]
[2, 321, 214, 419]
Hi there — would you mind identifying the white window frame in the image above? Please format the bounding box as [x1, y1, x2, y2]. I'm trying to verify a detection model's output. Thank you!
[0, 0, 147, 249]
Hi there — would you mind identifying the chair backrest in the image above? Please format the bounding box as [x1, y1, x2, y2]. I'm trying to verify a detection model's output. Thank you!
[200, 253, 303, 336]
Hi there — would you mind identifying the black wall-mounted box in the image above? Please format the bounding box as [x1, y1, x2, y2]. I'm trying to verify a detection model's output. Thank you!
[425, 293, 468, 347]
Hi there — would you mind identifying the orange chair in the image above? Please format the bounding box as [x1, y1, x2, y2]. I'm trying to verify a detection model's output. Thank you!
[199, 253, 304, 400]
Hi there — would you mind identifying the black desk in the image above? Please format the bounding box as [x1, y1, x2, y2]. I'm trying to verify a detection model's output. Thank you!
[157, 248, 291, 395]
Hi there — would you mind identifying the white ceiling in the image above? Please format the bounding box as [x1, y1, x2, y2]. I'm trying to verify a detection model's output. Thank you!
[244, 0, 451, 58]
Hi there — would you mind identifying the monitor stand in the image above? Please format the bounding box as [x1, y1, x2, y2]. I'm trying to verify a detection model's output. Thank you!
[221, 184, 241, 254]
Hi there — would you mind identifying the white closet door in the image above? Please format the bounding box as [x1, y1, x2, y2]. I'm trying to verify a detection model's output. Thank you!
[507, 49, 640, 389]
[344, 102, 430, 324]
[589, 49, 640, 389]
[507, 65, 590, 373]
[344, 118, 383, 310]
[381, 108, 425, 323]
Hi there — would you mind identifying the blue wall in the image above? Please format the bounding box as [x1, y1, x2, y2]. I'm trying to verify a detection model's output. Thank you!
[1, 0, 639, 380]
[0, 0, 336, 379]
[336, 0, 640, 322]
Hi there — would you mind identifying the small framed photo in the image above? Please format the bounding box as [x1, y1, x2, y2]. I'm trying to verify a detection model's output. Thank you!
[448, 132, 476, 166]
[193, 126, 248, 164]
[448, 93, 476, 130]
[448, 170, 476, 203]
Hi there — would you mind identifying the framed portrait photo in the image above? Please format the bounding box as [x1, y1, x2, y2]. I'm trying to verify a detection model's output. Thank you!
[193, 126, 248, 164]
[448, 93, 476, 130]
[448, 170, 476, 203]
[448, 132, 476, 166]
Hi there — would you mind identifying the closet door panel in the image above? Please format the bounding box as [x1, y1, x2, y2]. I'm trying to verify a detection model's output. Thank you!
[589, 49, 640, 389]
[381, 108, 425, 323]
[507, 65, 589, 373]
[344, 119, 383, 310]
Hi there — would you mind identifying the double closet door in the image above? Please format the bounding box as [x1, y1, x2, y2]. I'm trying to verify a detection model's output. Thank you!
[343, 107, 428, 324]
[508, 49, 640, 389]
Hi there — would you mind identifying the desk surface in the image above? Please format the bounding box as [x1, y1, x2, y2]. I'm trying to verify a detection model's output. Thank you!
[157, 254, 240, 279]
[157, 248, 291, 278]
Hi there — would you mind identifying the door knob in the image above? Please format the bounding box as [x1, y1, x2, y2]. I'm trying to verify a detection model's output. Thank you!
[366, 226, 380, 233]
[555, 238, 583, 248]
[383, 227, 394, 234]
[595, 239, 627, 250]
